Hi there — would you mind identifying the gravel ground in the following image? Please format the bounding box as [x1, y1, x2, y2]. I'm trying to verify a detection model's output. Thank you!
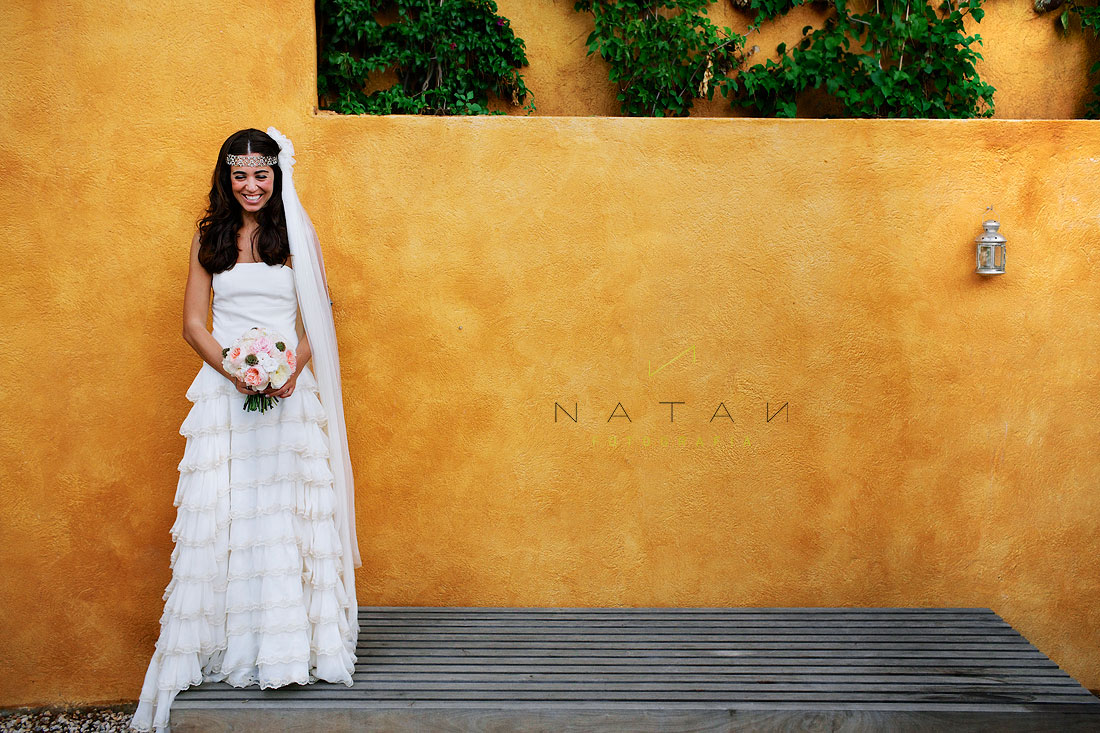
[0, 706, 137, 733]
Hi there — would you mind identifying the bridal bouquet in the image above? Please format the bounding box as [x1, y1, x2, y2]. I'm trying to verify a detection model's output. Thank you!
[221, 327, 297, 413]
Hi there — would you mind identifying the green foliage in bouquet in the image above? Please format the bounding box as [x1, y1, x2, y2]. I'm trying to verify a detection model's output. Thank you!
[317, 0, 534, 115]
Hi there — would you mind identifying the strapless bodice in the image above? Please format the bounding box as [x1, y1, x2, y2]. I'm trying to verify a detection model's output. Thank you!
[211, 262, 299, 349]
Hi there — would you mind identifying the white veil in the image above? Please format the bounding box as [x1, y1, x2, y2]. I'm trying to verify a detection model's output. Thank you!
[266, 127, 360, 637]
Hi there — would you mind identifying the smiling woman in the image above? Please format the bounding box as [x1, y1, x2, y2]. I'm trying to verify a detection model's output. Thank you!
[198, 131, 289, 272]
[230, 161, 274, 214]
[129, 128, 360, 732]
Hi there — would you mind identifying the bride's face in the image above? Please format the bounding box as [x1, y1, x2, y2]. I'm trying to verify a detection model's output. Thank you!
[229, 155, 274, 213]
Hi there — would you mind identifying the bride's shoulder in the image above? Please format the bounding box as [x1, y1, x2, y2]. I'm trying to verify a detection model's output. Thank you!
[186, 231, 211, 283]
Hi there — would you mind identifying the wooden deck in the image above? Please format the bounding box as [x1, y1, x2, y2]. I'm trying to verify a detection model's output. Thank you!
[172, 607, 1100, 732]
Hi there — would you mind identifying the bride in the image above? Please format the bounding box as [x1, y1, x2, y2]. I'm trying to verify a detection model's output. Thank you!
[130, 128, 360, 732]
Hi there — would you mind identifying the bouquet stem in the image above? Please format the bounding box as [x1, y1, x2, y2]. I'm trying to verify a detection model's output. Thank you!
[243, 394, 280, 413]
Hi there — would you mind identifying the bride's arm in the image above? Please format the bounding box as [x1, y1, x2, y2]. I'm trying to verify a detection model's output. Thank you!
[295, 334, 313, 372]
[269, 323, 314, 399]
[182, 232, 249, 393]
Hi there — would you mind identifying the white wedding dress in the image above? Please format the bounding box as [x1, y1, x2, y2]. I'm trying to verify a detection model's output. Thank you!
[131, 261, 356, 732]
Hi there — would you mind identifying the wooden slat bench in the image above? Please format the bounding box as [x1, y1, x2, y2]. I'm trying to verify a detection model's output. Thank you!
[172, 607, 1100, 732]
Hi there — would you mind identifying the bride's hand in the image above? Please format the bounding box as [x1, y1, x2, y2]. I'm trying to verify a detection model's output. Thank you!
[270, 371, 298, 399]
[231, 376, 258, 396]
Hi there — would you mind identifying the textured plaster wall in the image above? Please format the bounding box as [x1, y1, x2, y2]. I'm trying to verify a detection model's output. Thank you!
[1, 0, 1099, 710]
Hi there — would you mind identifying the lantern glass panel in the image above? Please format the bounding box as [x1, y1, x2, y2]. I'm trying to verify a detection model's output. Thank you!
[979, 246, 992, 270]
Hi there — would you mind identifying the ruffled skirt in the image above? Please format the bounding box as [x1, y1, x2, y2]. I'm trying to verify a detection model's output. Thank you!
[130, 365, 356, 732]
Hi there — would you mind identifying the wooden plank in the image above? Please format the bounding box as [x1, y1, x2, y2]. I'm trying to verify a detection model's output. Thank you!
[345, 672, 1084, 686]
[357, 606, 1002, 614]
[179, 685, 1095, 703]
[352, 611, 1007, 620]
[363, 620, 1020, 629]
[354, 651, 1049, 661]
[173, 698, 1099, 713]
[351, 655, 1066, 670]
[350, 655, 1063, 668]
[349, 647, 1047, 655]
[348, 665, 1078, 676]
[356, 603, 1007, 616]
[357, 627, 1020, 637]
[355, 626, 1020, 637]
[356, 611, 1007, 620]
[359, 611, 1008, 620]
[176, 695, 1095, 708]
[172, 606, 1100, 732]
[358, 616, 1020, 629]
[358, 629, 1029, 638]
[169, 707, 1100, 733]
[358, 638, 1047, 647]
[355, 611, 1008, 620]
[178, 672, 1092, 690]
[354, 620, 1015, 628]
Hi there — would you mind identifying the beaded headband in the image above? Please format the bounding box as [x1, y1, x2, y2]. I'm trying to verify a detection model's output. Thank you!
[226, 153, 278, 167]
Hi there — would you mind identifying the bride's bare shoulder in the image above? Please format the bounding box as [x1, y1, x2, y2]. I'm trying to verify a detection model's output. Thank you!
[187, 231, 210, 281]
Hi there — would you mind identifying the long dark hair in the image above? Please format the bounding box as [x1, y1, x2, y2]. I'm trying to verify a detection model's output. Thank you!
[197, 129, 290, 273]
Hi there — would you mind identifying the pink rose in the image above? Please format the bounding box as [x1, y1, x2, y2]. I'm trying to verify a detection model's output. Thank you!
[286, 350, 296, 370]
[229, 346, 242, 363]
[253, 336, 274, 355]
[243, 366, 268, 388]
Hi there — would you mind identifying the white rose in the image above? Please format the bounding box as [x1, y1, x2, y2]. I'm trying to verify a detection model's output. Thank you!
[259, 354, 278, 372]
[270, 365, 291, 389]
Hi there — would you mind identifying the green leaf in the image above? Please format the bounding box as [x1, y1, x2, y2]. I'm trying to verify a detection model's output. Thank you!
[317, 0, 532, 116]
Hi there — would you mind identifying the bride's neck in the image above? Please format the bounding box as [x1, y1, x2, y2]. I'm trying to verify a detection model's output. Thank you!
[239, 213, 260, 248]
[238, 215, 260, 259]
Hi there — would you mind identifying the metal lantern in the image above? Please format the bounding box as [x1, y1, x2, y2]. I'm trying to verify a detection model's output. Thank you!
[975, 218, 1006, 276]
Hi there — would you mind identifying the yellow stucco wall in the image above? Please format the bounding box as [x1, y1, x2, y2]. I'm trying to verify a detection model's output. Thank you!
[2, 0, 1099, 709]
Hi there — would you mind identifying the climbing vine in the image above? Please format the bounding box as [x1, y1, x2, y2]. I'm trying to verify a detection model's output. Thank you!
[575, 0, 995, 117]
[737, 0, 994, 117]
[573, 0, 747, 117]
[1036, 0, 1100, 117]
[317, 0, 533, 115]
